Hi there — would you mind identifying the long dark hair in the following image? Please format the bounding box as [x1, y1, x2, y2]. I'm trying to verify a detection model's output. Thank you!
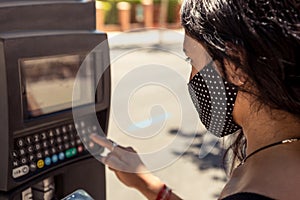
[181, 0, 300, 173]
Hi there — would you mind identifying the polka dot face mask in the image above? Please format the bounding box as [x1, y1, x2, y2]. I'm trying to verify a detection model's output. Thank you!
[188, 61, 241, 137]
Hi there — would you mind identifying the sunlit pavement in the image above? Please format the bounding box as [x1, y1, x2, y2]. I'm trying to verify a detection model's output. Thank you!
[105, 29, 227, 200]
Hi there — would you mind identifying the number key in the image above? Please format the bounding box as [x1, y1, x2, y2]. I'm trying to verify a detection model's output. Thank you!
[17, 139, 25, 147]
[33, 134, 40, 143]
[40, 132, 47, 140]
[25, 136, 33, 145]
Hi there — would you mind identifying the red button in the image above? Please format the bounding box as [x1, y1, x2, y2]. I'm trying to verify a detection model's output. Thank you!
[77, 146, 83, 153]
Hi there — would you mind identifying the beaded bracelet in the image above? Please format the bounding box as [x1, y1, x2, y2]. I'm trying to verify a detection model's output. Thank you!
[156, 184, 172, 200]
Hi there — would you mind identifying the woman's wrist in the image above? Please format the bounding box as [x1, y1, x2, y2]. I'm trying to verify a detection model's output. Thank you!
[135, 174, 165, 200]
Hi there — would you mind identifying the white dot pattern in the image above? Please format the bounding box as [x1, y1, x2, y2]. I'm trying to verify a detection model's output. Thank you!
[188, 62, 241, 137]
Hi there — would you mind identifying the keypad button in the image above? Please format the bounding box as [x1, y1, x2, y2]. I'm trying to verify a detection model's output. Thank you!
[50, 147, 57, 155]
[17, 139, 25, 147]
[25, 136, 33, 145]
[12, 151, 18, 158]
[63, 135, 69, 141]
[20, 157, 28, 165]
[52, 154, 58, 163]
[55, 128, 61, 136]
[69, 133, 75, 140]
[57, 145, 64, 152]
[62, 126, 67, 134]
[49, 138, 55, 146]
[77, 146, 84, 153]
[27, 146, 34, 154]
[42, 141, 49, 149]
[58, 152, 65, 161]
[35, 144, 41, 151]
[76, 139, 82, 145]
[19, 149, 26, 156]
[75, 123, 79, 129]
[28, 154, 36, 162]
[12, 160, 19, 168]
[70, 140, 76, 147]
[40, 132, 47, 140]
[64, 143, 70, 150]
[48, 130, 55, 138]
[65, 148, 77, 158]
[44, 150, 50, 157]
[44, 157, 51, 166]
[33, 134, 40, 143]
[12, 165, 29, 178]
[37, 160, 44, 169]
[56, 137, 62, 144]
[30, 163, 37, 172]
[36, 152, 43, 159]
[68, 124, 74, 131]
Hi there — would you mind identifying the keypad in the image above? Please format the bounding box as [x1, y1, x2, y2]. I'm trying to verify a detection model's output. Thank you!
[12, 121, 101, 179]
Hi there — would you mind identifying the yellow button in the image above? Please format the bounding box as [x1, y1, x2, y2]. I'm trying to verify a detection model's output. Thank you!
[37, 159, 44, 169]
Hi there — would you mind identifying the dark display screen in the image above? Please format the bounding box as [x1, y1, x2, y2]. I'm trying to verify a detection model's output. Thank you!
[20, 54, 95, 118]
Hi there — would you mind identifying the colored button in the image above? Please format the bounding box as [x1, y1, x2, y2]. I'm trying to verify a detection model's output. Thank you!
[37, 160, 44, 169]
[45, 157, 51, 166]
[77, 146, 83, 153]
[52, 154, 58, 163]
[65, 148, 77, 158]
[71, 148, 77, 155]
[59, 152, 65, 160]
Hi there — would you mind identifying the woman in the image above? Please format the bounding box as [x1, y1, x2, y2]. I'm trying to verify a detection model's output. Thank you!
[91, 0, 300, 199]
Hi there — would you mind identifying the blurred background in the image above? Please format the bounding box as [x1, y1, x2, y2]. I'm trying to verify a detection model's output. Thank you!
[95, 0, 182, 31]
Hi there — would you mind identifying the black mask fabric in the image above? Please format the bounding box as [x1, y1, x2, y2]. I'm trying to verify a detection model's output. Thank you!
[188, 62, 241, 137]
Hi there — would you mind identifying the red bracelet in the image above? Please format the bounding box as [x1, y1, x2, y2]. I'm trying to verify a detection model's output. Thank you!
[156, 184, 167, 200]
[156, 184, 172, 200]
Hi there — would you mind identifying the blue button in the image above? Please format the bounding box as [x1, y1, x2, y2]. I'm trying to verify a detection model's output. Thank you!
[59, 152, 65, 161]
[45, 157, 51, 166]
[52, 154, 58, 163]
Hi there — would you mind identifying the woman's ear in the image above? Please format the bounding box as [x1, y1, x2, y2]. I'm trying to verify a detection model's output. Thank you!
[224, 59, 246, 86]
[224, 42, 247, 86]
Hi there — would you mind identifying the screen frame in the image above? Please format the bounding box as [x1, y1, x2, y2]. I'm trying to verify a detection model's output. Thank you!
[1, 31, 110, 134]
[19, 52, 98, 121]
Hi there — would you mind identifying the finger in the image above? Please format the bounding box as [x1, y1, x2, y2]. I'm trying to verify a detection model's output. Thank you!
[103, 154, 126, 171]
[90, 134, 114, 151]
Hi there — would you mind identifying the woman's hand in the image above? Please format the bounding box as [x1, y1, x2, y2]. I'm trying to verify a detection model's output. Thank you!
[90, 134, 165, 199]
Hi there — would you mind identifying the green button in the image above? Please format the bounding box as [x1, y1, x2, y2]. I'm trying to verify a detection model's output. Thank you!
[71, 148, 77, 156]
[65, 148, 77, 158]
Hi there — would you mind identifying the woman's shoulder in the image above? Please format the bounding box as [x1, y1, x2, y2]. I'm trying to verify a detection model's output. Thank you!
[221, 192, 274, 200]
[220, 152, 300, 200]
